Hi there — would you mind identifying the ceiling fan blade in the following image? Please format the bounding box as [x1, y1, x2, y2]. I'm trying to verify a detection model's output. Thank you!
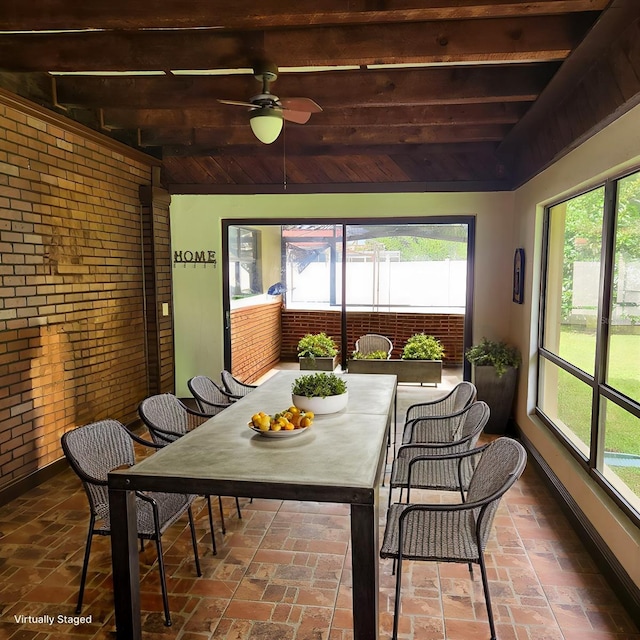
[218, 99, 256, 108]
[280, 97, 323, 113]
[282, 110, 312, 125]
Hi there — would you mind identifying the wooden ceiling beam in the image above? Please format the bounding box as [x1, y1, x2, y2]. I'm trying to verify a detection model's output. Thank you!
[54, 64, 557, 109]
[140, 123, 512, 147]
[1, 1, 609, 31]
[162, 141, 503, 158]
[0, 14, 597, 72]
[102, 102, 530, 129]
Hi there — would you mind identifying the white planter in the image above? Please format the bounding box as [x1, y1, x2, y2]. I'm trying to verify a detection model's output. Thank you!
[292, 392, 349, 415]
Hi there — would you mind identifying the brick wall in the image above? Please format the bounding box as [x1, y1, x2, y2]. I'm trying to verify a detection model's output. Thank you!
[231, 299, 282, 383]
[0, 95, 161, 492]
[281, 309, 465, 364]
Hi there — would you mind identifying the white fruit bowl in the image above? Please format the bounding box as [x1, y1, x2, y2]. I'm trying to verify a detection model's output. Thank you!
[291, 392, 348, 415]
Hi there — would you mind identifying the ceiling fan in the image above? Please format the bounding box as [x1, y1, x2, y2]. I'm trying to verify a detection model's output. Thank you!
[218, 63, 322, 144]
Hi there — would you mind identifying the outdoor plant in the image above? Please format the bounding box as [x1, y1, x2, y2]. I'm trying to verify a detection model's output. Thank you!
[292, 373, 347, 398]
[465, 337, 521, 377]
[351, 349, 389, 360]
[297, 332, 338, 358]
[401, 334, 445, 360]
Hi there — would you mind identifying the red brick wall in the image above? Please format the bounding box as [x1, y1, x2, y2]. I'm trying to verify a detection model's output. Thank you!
[281, 310, 465, 364]
[231, 299, 282, 383]
[0, 96, 161, 492]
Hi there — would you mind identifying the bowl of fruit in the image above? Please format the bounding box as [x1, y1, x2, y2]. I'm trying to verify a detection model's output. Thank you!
[248, 406, 314, 438]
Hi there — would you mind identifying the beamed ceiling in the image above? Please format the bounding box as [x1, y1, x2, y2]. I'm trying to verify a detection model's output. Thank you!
[2, 1, 640, 193]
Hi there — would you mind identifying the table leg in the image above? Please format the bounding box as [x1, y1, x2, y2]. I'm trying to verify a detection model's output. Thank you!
[350, 495, 380, 640]
[108, 487, 142, 640]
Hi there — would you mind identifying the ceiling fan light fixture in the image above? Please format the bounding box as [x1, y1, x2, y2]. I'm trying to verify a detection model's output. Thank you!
[249, 107, 284, 144]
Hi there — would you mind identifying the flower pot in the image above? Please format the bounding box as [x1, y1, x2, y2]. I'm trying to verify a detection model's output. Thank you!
[347, 359, 442, 384]
[472, 365, 518, 434]
[292, 392, 349, 415]
[299, 355, 338, 371]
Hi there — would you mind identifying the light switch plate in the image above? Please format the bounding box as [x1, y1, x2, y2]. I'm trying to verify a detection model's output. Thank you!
[162, 303, 169, 316]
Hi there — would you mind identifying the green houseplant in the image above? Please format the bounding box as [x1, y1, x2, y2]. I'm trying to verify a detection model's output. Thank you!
[291, 373, 348, 414]
[348, 333, 444, 385]
[351, 349, 389, 360]
[401, 334, 445, 360]
[297, 332, 339, 371]
[465, 338, 521, 434]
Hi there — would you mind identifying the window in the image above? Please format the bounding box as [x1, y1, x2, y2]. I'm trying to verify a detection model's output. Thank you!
[538, 171, 640, 521]
[228, 226, 262, 299]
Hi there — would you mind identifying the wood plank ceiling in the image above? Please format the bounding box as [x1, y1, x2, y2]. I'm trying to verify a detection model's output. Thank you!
[2, 1, 640, 192]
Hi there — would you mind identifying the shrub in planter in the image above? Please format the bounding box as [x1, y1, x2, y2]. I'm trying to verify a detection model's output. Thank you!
[401, 334, 445, 360]
[351, 349, 389, 360]
[297, 333, 338, 358]
[465, 338, 520, 434]
[465, 338, 520, 376]
[297, 333, 338, 371]
[291, 372, 348, 414]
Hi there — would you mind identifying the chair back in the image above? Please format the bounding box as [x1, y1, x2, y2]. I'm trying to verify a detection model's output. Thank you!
[221, 370, 255, 397]
[406, 400, 487, 445]
[139, 393, 202, 445]
[188, 376, 231, 415]
[355, 334, 393, 358]
[467, 438, 527, 547]
[450, 381, 477, 413]
[61, 419, 134, 519]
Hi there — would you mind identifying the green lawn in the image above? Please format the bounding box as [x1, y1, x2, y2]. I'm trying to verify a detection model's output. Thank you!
[555, 329, 640, 495]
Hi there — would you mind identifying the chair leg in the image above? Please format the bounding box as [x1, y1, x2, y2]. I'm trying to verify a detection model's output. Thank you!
[478, 551, 497, 640]
[76, 515, 95, 614]
[235, 496, 242, 519]
[392, 554, 403, 640]
[205, 496, 217, 555]
[187, 506, 202, 577]
[217, 495, 226, 534]
[152, 532, 171, 627]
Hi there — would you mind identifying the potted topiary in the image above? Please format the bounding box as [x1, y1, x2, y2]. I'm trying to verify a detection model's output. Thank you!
[348, 333, 444, 385]
[465, 338, 521, 434]
[291, 372, 348, 414]
[297, 332, 339, 371]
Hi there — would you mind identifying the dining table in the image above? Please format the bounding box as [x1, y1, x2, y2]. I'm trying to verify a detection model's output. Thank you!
[108, 370, 397, 639]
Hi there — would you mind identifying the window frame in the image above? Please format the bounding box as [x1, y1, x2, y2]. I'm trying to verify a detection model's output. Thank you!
[537, 168, 640, 526]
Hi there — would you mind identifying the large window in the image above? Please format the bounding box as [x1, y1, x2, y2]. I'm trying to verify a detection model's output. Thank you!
[538, 171, 640, 520]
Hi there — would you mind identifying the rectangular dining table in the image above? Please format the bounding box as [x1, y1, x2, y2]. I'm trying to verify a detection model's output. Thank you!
[108, 370, 396, 639]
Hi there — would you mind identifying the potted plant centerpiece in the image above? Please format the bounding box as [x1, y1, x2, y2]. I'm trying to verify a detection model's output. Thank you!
[292, 372, 348, 414]
[465, 338, 521, 434]
[348, 333, 444, 385]
[297, 332, 339, 371]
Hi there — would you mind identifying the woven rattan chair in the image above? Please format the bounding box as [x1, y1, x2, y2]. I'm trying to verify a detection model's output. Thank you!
[188, 375, 234, 415]
[221, 370, 258, 400]
[381, 437, 527, 640]
[61, 419, 202, 627]
[388, 401, 490, 507]
[354, 333, 393, 358]
[404, 380, 476, 425]
[138, 393, 242, 542]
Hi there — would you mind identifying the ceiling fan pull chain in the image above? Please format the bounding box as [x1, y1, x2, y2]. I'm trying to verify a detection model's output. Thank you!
[283, 122, 287, 191]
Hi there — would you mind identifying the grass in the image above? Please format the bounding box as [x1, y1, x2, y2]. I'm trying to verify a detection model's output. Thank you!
[553, 328, 640, 496]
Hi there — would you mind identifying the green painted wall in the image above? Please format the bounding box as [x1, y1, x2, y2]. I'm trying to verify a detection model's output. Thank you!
[171, 191, 515, 396]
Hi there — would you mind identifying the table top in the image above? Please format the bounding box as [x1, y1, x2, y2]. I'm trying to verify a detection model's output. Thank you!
[111, 371, 396, 502]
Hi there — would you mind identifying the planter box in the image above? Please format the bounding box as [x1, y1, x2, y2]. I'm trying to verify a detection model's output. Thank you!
[472, 365, 518, 434]
[299, 355, 338, 371]
[347, 359, 442, 384]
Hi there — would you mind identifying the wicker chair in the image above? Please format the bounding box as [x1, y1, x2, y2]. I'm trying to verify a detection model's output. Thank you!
[221, 370, 258, 400]
[138, 393, 242, 542]
[404, 380, 476, 426]
[388, 401, 490, 507]
[61, 419, 202, 627]
[188, 375, 234, 415]
[354, 333, 393, 358]
[380, 437, 527, 640]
